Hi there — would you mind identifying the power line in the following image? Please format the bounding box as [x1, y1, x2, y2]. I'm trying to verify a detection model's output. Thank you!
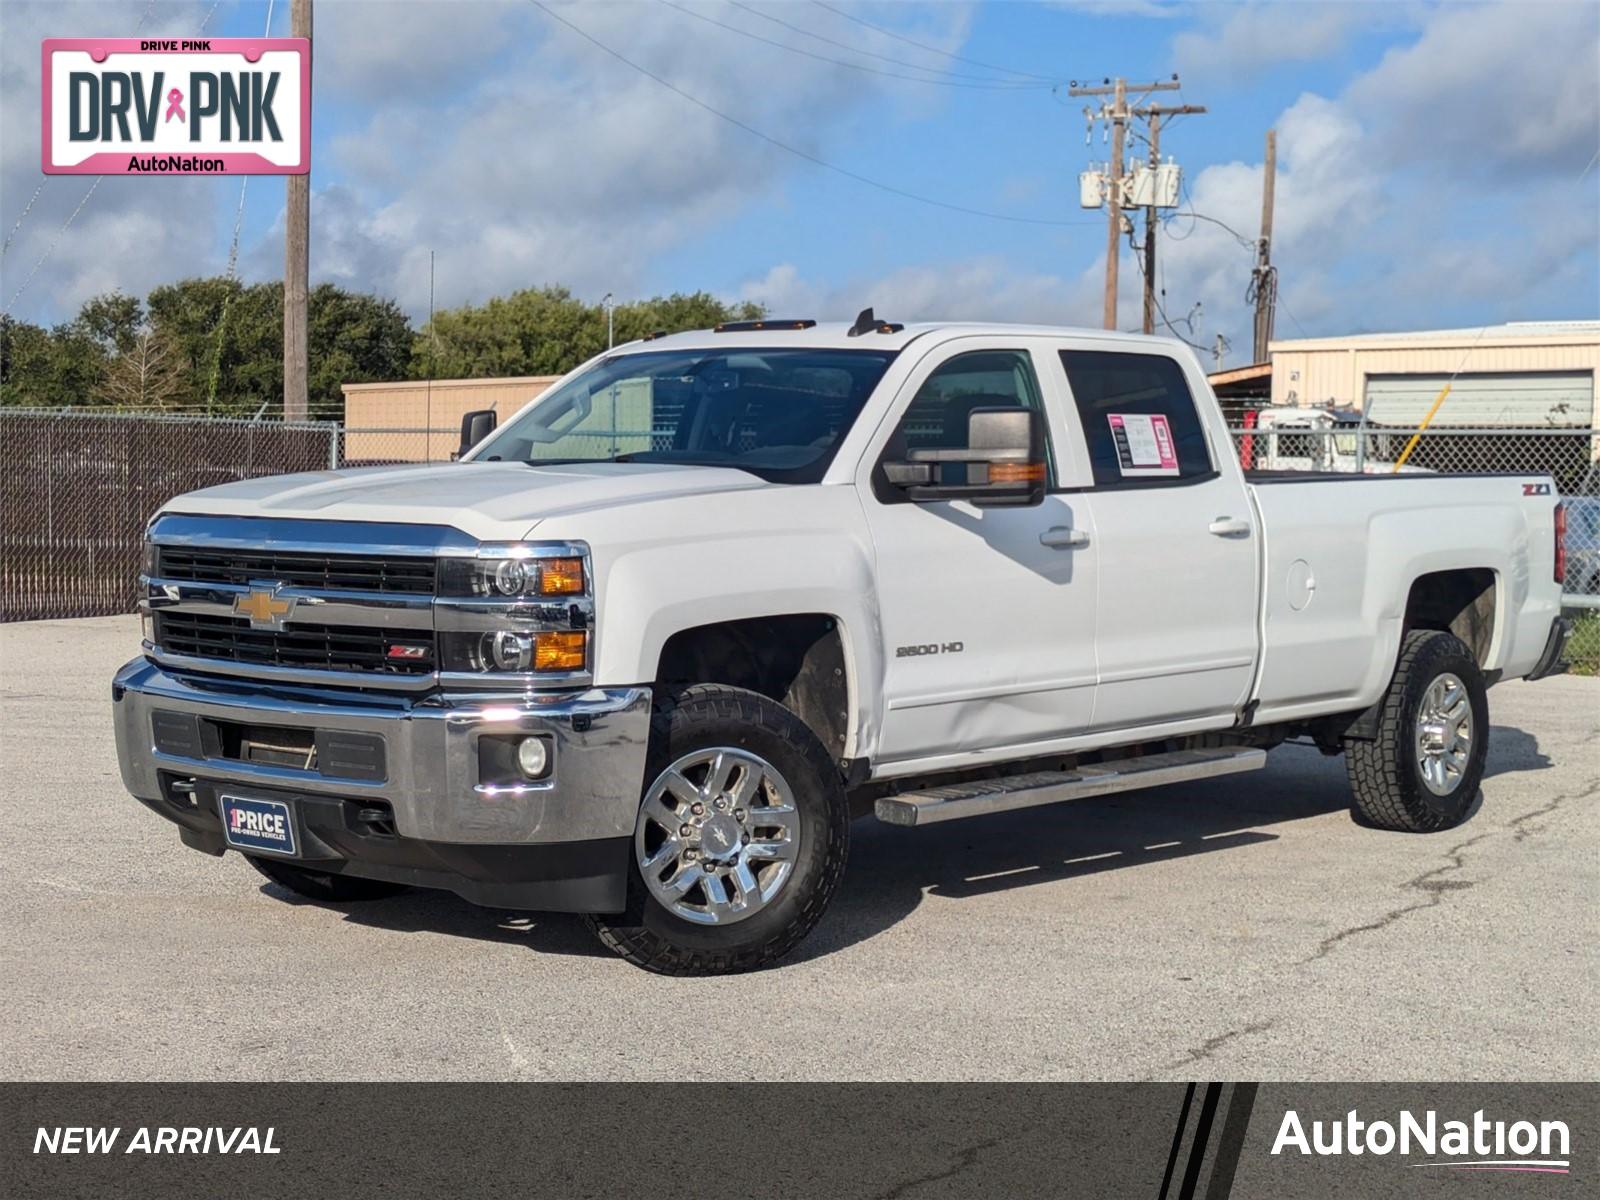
[1182, 209, 1255, 247]
[726, 0, 1055, 87]
[1, 183, 46, 259]
[659, 0, 1050, 90]
[4, 0, 222, 316]
[810, 0, 1057, 83]
[3, 180, 101, 317]
[1131, 244, 1208, 353]
[529, 1, 1099, 228]
[2, 0, 163, 297]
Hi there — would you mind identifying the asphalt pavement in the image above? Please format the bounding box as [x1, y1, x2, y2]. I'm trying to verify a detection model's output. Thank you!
[3, 615, 1595, 1081]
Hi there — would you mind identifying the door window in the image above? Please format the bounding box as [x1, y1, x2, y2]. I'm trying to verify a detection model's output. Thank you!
[1060, 350, 1213, 486]
[878, 350, 1052, 497]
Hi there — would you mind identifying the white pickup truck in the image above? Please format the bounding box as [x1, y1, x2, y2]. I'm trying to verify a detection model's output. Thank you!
[114, 315, 1572, 973]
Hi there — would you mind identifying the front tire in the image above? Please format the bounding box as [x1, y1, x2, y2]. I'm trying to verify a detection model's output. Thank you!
[587, 685, 849, 975]
[1345, 630, 1488, 832]
[247, 855, 408, 902]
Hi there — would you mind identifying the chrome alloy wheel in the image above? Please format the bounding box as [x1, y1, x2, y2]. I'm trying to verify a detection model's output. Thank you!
[634, 747, 802, 925]
[1416, 672, 1473, 797]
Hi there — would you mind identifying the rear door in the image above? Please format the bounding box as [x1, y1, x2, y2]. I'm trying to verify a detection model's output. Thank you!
[1057, 345, 1259, 731]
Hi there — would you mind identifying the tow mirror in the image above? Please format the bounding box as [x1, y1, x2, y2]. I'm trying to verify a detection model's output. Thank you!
[883, 407, 1046, 507]
[456, 409, 497, 459]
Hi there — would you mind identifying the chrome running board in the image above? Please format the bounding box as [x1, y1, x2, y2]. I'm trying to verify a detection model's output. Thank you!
[874, 746, 1267, 827]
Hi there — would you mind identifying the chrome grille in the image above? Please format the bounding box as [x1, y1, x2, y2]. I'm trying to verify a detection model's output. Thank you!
[155, 612, 436, 675]
[157, 546, 435, 594]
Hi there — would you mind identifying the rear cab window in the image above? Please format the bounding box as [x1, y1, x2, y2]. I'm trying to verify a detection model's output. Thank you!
[1059, 350, 1213, 487]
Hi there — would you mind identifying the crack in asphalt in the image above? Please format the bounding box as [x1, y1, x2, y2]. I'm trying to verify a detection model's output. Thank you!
[1507, 776, 1599, 842]
[1301, 830, 1492, 964]
[872, 1137, 1004, 1200]
[1150, 1020, 1277, 1078]
[1301, 777, 1599, 964]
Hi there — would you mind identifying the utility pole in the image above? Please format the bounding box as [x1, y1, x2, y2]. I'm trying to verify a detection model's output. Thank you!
[1070, 76, 1179, 330]
[1135, 101, 1205, 334]
[1251, 128, 1277, 363]
[283, 0, 312, 420]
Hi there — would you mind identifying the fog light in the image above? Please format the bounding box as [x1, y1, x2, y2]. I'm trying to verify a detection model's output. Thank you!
[516, 737, 549, 779]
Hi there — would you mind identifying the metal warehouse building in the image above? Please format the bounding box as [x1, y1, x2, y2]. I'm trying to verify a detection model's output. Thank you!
[1267, 320, 1600, 427]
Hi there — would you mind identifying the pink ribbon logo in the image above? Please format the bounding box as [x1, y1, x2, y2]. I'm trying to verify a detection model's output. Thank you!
[164, 87, 184, 123]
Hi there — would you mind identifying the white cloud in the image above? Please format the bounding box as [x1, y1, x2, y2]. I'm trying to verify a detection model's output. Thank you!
[1152, 0, 1599, 362]
[5, 0, 980, 323]
[1, 1, 216, 323]
[1346, 0, 1599, 175]
[740, 255, 1107, 327]
[1172, 2, 1418, 85]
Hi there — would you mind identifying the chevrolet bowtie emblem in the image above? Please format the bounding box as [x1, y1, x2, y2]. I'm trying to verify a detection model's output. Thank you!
[234, 586, 294, 630]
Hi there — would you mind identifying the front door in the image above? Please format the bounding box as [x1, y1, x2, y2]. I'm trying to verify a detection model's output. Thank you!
[861, 340, 1098, 769]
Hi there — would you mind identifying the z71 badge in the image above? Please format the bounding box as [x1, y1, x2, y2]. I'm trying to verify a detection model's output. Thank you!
[1522, 482, 1552, 496]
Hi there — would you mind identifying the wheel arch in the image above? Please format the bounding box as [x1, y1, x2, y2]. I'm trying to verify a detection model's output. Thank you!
[1402, 567, 1498, 669]
[654, 613, 857, 766]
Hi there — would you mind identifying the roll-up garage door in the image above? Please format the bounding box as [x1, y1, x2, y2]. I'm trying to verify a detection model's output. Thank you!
[1363, 371, 1594, 426]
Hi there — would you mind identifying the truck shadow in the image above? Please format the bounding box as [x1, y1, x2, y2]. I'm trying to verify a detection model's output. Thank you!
[791, 746, 1353, 963]
[1482, 724, 1552, 779]
[271, 728, 1553, 964]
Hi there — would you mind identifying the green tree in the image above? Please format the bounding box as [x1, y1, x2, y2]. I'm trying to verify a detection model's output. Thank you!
[307, 284, 413, 421]
[144, 277, 413, 418]
[411, 287, 763, 381]
[77, 291, 145, 356]
[145, 276, 278, 415]
[0, 314, 109, 408]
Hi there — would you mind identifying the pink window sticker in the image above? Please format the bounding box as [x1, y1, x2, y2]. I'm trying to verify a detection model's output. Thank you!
[1106, 413, 1180, 477]
[41, 38, 310, 176]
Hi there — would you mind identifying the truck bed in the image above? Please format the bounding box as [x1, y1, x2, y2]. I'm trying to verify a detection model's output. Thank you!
[1243, 471, 1561, 725]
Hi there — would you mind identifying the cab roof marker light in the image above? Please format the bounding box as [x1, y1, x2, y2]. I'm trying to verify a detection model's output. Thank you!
[712, 319, 817, 333]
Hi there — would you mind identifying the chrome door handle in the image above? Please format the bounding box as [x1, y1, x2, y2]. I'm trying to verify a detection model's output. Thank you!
[1208, 516, 1251, 537]
[1040, 527, 1090, 549]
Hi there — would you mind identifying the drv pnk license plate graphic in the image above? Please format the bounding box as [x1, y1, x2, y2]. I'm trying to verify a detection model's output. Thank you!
[42, 38, 309, 175]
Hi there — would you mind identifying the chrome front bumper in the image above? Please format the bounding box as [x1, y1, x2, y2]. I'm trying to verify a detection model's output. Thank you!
[112, 657, 651, 845]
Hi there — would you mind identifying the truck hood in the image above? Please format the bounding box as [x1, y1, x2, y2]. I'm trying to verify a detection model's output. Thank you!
[160, 460, 771, 541]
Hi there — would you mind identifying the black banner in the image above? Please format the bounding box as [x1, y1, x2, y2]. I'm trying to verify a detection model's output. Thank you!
[4, 1083, 1592, 1197]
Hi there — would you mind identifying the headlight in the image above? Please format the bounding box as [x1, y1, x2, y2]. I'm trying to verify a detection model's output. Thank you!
[439, 630, 588, 674]
[141, 538, 159, 579]
[437, 548, 586, 597]
[436, 543, 591, 678]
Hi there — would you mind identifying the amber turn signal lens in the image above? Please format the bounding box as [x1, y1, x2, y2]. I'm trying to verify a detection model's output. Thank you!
[533, 631, 587, 671]
[538, 557, 585, 595]
[990, 461, 1045, 484]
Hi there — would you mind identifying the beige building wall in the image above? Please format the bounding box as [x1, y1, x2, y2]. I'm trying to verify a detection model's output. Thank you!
[1268, 323, 1600, 428]
[340, 376, 560, 461]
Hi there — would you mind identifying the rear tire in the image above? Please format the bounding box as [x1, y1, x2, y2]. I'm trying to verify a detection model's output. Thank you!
[1345, 630, 1488, 832]
[247, 855, 408, 902]
[586, 684, 849, 975]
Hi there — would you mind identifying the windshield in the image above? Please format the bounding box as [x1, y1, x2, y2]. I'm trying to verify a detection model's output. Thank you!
[472, 346, 898, 483]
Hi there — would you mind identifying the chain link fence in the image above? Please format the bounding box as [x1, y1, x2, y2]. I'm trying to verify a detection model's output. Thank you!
[4, 409, 1598, 670]
[1, 409, 337, 622]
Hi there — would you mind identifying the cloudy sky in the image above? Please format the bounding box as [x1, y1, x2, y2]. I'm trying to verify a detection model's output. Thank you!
[2, 0, 1596, 365]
